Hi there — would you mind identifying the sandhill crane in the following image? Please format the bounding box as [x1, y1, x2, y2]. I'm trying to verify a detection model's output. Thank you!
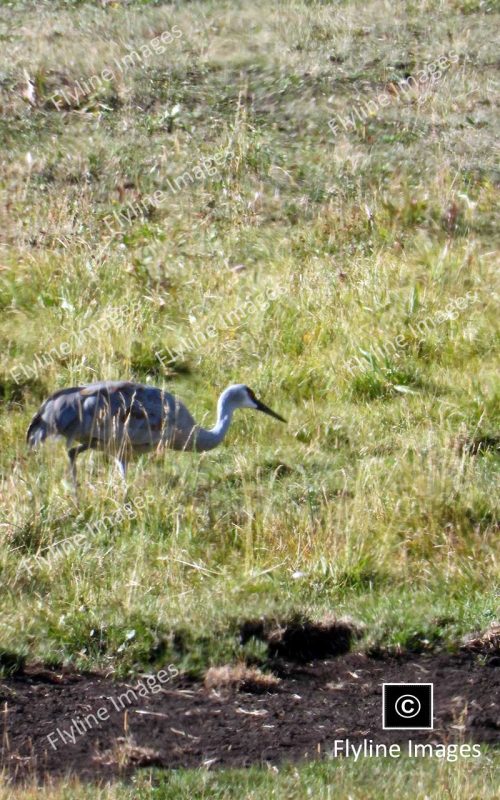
[27, 382, 286, 484]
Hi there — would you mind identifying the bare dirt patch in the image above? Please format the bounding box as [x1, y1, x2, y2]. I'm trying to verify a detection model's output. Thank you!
[1, 650, 498, 784]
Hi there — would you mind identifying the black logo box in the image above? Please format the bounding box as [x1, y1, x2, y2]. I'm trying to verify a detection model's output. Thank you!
[382, 683, 433, 730]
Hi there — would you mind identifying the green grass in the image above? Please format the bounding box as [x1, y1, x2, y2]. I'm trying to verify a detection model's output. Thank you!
[1, 753, 499, 800]
[0, 0, 499, 792]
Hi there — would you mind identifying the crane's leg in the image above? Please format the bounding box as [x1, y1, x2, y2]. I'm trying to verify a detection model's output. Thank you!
[115, 457, 127, 481]
[67, 444, 89, 488]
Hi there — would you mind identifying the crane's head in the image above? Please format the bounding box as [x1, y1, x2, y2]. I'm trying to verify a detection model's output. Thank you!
[222, 384, 286, 423]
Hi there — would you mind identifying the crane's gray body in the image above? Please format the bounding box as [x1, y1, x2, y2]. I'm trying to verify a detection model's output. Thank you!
[26, 381, 285, 483]
[27, 381, 200, 455]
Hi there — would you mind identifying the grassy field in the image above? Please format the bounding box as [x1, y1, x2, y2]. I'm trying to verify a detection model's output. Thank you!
[0, 0, 499, 794]
[1, 753, 500, 800]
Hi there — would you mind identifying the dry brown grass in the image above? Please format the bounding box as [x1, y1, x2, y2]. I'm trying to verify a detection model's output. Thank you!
[204, 664, 280, 693]
[461, 622, 500, 655]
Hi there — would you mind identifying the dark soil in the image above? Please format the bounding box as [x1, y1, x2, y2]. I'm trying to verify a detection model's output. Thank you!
[1, 651, 498, 783]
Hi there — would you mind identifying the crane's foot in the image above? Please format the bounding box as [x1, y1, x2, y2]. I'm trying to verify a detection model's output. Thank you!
[114, 457, 128, 482]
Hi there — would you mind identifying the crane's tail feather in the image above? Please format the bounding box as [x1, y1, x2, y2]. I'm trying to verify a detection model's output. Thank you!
[26, 412, 48, 449]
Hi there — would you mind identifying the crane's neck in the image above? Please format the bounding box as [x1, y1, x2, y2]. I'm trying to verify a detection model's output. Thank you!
[194, 396, 234, 452]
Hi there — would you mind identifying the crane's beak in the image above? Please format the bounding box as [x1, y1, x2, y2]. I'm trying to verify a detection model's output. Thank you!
[254, 396, 287, 423]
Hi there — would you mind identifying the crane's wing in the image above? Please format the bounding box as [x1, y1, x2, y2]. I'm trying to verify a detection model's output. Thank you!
[77, 382, 196, 449]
